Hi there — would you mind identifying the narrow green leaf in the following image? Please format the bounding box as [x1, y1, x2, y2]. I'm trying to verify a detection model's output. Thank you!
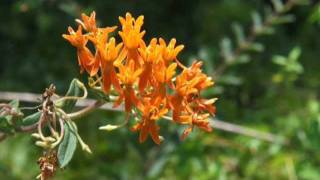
[260, 27, 275, 35]
[248, 43, 265, 52]
[309, 4, 320, 24]
[271, 0, 284, 13]
[232, 22, 245, 46]
[59, 79, 82, 112]
[220, 75, 243, 85]
[252, 11, 263, 34]
[289, 47, 301, 61]
[271, 15, 295, 24]
[58, 122, 78, 168]
[220, 37, 234, 64]
[236, 54, 251, 64]
[272, 55, 287, 65]
[21, 112, 41, 126]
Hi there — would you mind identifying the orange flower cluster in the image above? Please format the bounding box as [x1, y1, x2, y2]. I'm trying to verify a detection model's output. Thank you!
[63, 12, 217, 144]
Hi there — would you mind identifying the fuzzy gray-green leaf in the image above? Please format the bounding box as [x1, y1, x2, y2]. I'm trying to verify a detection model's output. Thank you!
[58, 122, 77, 168]
[60, 79, 82, 112]
[21, 112, 41, 126]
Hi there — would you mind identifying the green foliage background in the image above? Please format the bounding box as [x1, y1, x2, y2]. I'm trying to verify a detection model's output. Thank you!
[1, 0, 320, 179]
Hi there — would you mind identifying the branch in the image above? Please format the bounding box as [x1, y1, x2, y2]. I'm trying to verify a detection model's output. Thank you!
[68, 100, 105, 119]
[0, 91, 286, 144]
[210, 119, 286, 144]
[213, 0, 298, 79]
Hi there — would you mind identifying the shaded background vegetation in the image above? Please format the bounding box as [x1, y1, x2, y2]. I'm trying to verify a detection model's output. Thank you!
[1, 0, 320, 179]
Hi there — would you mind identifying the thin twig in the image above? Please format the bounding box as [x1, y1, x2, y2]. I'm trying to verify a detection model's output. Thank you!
[210, 119, 286, 144]
[0, 91, 286, 144]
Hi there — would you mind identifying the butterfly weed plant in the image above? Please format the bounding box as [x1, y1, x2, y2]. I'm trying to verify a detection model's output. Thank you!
[0, 0, 310, 179]
[0, 12, 217, 179]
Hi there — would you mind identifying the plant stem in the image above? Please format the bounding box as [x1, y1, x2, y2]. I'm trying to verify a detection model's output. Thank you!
[0, 92, 287, 143]
[67, 101, 106, 120]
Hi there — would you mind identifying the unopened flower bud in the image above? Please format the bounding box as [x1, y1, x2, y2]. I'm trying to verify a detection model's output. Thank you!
[99, 124, 119, 131]
[35, 141, 50, 148]
[31, 133, 41, 139]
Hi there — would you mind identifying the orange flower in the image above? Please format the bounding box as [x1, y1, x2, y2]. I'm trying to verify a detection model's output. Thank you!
[98, 38, 123, 93]
[76, 11, 118, 77]
[114, 60, 142, 112]
[62, 26, 98, 76]
[76, 11, 97, 32]
[137, 38, 162, 92]
[119, 13, 145, 50]
[152, 61, 177, 99]
[118, 13, 145, 68]
[131, 97, 168, 144]
[180, 113, 212, 140]
[175, 61, 213, 97]
[169, 61, 216, 138]
[153, 61, 177, 84]
[87, 27, 117, 46]
[191, 98, 217, 115]
[159, 38, 184, 67]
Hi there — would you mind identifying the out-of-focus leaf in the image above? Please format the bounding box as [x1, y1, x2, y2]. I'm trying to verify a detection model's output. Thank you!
[299, 164, 320, 180]
[219, 75, 243, 85]
[272, 56, 287, 65]
[220, 37, 234, 64]
[0, 116, 12, 134]
[309, 4, 320, 24]
[261, 26, 275, 35]
[198, 47, 215, 74]
[21, 112, 41, 126]
[271, 0, 284, 13]
[289, 47, 301, 61]
[252, 11, 263, 34]
[248, 43, 264, 52]
[147, 157, 167, 178]
[236, 54, 250, 64]
[232, 22, 245, 46]
[58, 2, 80, 17]
[272, 47, 303, 74]
[271, 15, 296, 24]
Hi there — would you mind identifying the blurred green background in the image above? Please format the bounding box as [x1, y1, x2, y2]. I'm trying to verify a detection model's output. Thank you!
[1, 0, 320, 179]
